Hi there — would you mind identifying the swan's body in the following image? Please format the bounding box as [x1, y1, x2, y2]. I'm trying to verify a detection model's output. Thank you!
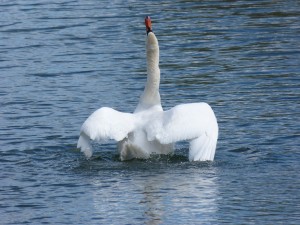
[77, 17, 218, 161]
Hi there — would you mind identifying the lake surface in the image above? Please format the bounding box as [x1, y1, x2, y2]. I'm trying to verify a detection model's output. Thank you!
[1, 0, 299, 224]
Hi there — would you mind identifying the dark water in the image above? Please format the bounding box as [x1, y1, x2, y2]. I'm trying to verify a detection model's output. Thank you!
[1, 0, 300, 224]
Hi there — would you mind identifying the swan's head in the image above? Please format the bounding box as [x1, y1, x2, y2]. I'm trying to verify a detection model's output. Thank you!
[145, 16, 159, 50]
[145, 16, 152, 34]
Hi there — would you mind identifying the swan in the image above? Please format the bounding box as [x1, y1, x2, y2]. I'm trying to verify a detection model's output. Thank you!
[77, 16, 218, 161]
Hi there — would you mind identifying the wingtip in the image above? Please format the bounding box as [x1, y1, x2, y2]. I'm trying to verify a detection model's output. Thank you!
[77, 133, 93, 159]
[189, 135, 217, 162]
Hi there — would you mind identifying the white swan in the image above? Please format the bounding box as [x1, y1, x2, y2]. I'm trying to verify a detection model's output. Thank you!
[77, 16, 218, 161]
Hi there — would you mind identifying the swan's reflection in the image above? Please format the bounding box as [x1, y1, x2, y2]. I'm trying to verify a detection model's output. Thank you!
[140, 175, 166, 225]
[90, 165, 219, 224]
[139, 169, 219, 224]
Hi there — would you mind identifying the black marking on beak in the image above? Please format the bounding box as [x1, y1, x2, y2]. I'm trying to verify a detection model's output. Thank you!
[146, 28, 153, 35]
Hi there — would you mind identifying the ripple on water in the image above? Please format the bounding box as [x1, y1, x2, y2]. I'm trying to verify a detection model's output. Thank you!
[1, 0, 300, 224]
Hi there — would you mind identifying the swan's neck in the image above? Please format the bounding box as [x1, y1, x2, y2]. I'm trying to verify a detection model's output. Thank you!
[145, 46, 160, 100]
[135, 33, 161, 113]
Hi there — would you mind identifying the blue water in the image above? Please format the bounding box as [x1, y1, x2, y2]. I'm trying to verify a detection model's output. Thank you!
[1, 0, 300, 224]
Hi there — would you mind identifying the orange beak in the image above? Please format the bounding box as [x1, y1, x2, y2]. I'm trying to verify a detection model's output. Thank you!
[145, 16, 152, 34]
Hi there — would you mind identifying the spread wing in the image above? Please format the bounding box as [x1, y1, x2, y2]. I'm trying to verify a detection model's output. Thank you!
[145, 103, 218, 161]
[77, 107, 135, 158]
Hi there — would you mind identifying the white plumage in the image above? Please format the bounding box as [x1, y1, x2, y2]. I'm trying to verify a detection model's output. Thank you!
[77, 16, 218, 161]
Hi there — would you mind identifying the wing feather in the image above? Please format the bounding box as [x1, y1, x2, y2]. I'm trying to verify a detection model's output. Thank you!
[77, 107, 135, 158]
[145, 103, 218, 161]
